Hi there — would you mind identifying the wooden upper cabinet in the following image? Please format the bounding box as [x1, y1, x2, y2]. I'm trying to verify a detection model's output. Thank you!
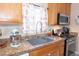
[48, 3, 58, 25]
[57, 3, 66, 14]
[48, 3, 71, 25]
[66, 3, 71, 16]
[0, 3, 22, 24]
[58, 3, 71, 16]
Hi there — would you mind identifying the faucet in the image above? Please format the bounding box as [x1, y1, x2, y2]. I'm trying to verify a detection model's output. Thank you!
[36, 21, 42, 38]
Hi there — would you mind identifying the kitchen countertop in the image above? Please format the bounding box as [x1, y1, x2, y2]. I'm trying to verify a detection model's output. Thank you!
[0, 32, 78, 56]
[0, 36, 64, 56]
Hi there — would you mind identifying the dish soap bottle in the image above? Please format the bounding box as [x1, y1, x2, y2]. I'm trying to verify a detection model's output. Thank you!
[47, 26, 52, 36]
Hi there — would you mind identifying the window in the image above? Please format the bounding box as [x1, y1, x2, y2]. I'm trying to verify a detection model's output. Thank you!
[22, 3, 48, 34]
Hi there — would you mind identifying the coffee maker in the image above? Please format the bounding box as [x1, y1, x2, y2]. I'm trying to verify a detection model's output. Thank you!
[60, 27, 70, 37]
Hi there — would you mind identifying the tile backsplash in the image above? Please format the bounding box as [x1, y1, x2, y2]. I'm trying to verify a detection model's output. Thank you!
[0, 25, 23, 37]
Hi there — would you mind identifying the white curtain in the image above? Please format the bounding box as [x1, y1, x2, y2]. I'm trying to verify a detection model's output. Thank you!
[22, 3, 48, 34]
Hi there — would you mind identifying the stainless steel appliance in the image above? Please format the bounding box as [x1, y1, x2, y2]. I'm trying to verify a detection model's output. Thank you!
[59, 27, 76, 56]
[57, 13, 70, 25]
[10, 29, 21, 48]
[60, 27, 70, 37]
[53, 27, 70, 37]
[64, 35, 76, 56]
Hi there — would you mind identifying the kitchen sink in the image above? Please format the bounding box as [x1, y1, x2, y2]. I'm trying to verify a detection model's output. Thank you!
[27, 36, 54, 46]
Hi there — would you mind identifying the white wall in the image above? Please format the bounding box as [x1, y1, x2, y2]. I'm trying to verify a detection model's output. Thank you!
[22, 3, 48, 34]
[70, 3, 79, 54]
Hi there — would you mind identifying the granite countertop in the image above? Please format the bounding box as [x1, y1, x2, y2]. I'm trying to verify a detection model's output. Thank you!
[0, 36, 64, 56]
[70, 32, 78, 37]
[0, 32, 78, 56]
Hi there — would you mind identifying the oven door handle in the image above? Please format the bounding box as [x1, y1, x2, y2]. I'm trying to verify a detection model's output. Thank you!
[67, 41, 75, 45]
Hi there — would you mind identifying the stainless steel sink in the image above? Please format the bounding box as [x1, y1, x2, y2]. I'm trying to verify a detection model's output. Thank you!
[27, 36, 54, 46]
[42, 37, 54, 42]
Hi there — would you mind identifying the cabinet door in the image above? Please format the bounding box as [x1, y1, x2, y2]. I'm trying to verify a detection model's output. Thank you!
[58, 3, 66, 15]
[0, 3, 22, 24]
[29, 46, 49, 56]
[29, 48, 49, 56]
[58, 40, 64, 56]
[50, 48, 59, 56]
[66, 3, 71, 16]
[59, 46, 64, 56]
[58, 3, 71, 16]
[63, 3, 67, 15]
[48, 3, 58, 25]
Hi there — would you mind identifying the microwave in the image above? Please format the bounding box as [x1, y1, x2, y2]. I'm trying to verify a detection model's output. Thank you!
[57, 13, 70, 25]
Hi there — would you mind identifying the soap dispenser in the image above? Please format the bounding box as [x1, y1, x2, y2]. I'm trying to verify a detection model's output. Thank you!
[47, 26, 52, 36]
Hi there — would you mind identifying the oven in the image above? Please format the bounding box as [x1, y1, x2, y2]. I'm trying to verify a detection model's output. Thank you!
[64, 36, 76, 56]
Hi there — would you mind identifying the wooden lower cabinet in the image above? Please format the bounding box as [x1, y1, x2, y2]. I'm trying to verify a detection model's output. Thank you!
[29, 43, 56, 56]
[59, 46, 64, 56]
[50, 47, 59, 56]
[58, 40, 65, 56]
[29, 40, 64, 56]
